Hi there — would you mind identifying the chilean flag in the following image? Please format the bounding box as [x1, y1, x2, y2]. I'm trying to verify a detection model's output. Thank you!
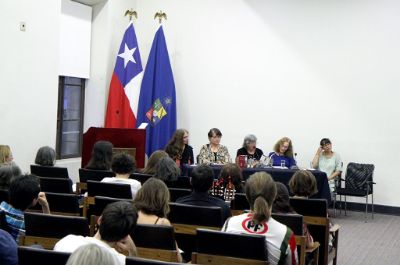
[105, 22, 143, 128]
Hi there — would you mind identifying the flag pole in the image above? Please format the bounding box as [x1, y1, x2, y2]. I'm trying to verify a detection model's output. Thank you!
[154, 11, 167, 24]
[124, 9, 138, 21]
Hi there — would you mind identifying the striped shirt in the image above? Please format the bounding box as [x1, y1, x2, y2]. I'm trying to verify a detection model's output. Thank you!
[223, 213, 298, 265]
[0, 201, 25, 243]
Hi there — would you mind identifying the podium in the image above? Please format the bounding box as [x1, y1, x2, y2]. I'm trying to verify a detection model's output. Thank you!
[82, 127, 146, 168]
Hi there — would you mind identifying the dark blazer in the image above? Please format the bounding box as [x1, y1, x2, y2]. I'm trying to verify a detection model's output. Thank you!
[181, 145, 194, 165]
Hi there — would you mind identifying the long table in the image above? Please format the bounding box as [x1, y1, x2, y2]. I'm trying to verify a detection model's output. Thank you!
[181, 164, 331, 204]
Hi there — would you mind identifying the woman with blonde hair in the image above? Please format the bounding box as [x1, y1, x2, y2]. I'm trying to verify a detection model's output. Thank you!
[222, 172, 298, 265]
[165, 129, 194, 165]
[0, 145, 13, 165]
[268, 137, 296, 168]
[133, 178, 182, 262]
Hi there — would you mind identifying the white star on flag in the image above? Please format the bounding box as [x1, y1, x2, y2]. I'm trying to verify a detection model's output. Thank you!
[118, 43, 137, 68]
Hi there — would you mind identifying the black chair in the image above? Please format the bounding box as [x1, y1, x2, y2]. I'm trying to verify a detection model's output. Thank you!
[130, 173, 152, 184]
[170, 177, 191, 189]
[272, 213, 319, 265]
[39, 177, 73, 194]
[168, 188, 191, 202]
[168, 203, 223, 261]
[335, 162, 375, 219]
[30, 165, 69, 178]
[21, 212, 89, 249]
[18, 246, 70, 265]
[87, 180, 132, 199]
[131, 224, 178, 262]
[79, 168, 115, 183]
[29, 192, 80, 216]
[290, 198, 339, 265]
[0, 210, 9, 232]
[126, 257, 184, 265]
[0, 189, 8, 203]
[192, 229, 268, 265]
[231, 193, 250, 215]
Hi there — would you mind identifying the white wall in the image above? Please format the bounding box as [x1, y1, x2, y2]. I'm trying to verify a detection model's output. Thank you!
[0, 0, 61, 173]
[130, 0, 400, 206]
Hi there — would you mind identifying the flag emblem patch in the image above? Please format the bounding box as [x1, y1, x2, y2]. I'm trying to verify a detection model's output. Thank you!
[146, 98, 168, 125]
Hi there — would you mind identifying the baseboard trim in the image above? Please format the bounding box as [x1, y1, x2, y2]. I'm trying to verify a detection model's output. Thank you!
[333, 201, 400, 216]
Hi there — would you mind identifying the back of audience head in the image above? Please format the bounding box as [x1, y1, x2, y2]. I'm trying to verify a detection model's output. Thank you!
[245, 172, 277, 224]
[35, 146, 56, 166]
[219, 163, 243, 192]
[0, 162, 21, 190]
[0, 145, 13, 164]
[86, 141, 113, 170]
[99, 201, 137, 243]
[66, 244, 119, 265]
[272, 182, 294, 213]
[9, 174, 40, 211]
[111, 153, 136, 176]
[153, 156, 180, 183]
[133, 178, 170, 218]
[289, 170, 318, 197]
[141, 150, 168, 175]
[191, 164, 214, 192]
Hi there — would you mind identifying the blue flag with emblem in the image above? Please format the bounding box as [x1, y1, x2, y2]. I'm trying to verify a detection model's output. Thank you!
[137, 26, 177, 155]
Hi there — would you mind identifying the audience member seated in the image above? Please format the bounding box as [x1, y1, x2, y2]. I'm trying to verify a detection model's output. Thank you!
[66, 244, 119, 265]
[198, 128, 231, 165]
[0, 163, 21, 190]
[85, 141, 113, 171]
[311, 138, 342, 194]
[0, 145, 14, 166]
[0, 228, 18, 265]
[176, 165, 231, 223]
[34, 146, 56, 166]
[0, 174, 50, 243]
[289, 170, 318, 198]
[236, 134, 264, 166]
[273, 182, 314, 248]
[219, 163, 244, 193]
[165, 129, 194, 165]
[102, 153, 141, 199]
[153, 157, 181, 186]
[140, 150, 168, 175]
[133, 178, 182, 262]
[54, 201, 138, 265]
[222, 172, 298, 265]
[268, 137, 296, 168]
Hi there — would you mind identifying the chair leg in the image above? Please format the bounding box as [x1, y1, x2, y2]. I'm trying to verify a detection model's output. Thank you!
[339, 194, 342, 215]
[365, 195, 368, 222]
[344, 195, 347, 216]
[372, 193, 374, 219]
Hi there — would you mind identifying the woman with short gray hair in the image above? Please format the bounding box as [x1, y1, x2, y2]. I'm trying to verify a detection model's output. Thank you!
[35, 146, 56, 166]
[66, 244, 119, 265]
[236, 134, 264, 164]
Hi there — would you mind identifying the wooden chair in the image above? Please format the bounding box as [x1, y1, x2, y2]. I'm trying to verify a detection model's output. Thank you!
[18, 246, 70, 265]
[192, 228, 268, 265]
[30, 165, 69, 178]
[39, 177, 73, 194]
[131, 224, 179, 262]
[230, 193, 250, 216]
[168, 188, 191, 202]
[272, 213, 320, 265]
[84, 180, 132, 217]
[290, 198, 340, 265]
[126, 256, 186, 265]
[89, 196, 130, 236]
[20, 212, 89, 249]
[130, 172, 152, 184]
[168, 203, 224, 261]
[77, 168, 115, 193]
[28, 192, 80, 216]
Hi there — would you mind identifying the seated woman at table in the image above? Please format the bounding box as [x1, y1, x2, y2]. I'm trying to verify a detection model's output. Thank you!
[288, 170, 318, 198]
[268, 137, 296, 168]
[222, 172, 298, 265]
[311, 138, 342, 193]
[133, 178, 182, 262]
[198, 128, 231, 165]
[236, 134, 264, 166]
[165, 129, 194, 165]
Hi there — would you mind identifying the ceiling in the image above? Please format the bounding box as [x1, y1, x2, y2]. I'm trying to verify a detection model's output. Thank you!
[71, 0, 106, 6]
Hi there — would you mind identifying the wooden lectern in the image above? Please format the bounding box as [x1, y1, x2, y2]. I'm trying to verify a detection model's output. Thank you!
[82, 127, 146, 168]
